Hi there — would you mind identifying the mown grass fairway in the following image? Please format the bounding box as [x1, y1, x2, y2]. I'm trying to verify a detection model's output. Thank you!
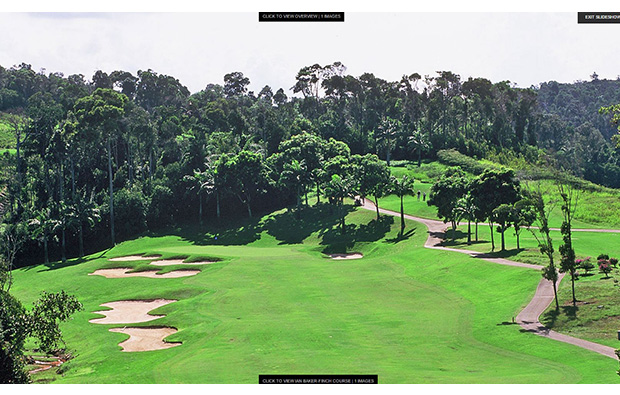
[10, 207, 619, 383]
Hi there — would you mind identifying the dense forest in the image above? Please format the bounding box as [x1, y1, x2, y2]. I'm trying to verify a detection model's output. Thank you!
[0, 61, 619, 266]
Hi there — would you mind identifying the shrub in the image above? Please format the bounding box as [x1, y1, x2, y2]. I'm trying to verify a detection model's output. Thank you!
[599, 259, 612, 278]
[610, 257, 618, 267]
[578, 257, 595, 274]
[597, 253, 610, 260]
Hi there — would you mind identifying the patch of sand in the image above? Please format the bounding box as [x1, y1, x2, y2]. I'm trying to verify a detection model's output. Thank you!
[150, 259, 216, 266]
[89, 268, 199, 279]
[109, 327, 182, 352]
[330, 253, 363, 260]
[89, 299, 176, 324]
[109, 255, 162, 262]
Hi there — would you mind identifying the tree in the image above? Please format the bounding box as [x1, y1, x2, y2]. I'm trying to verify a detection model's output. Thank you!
[428, 167, 468, 239]
[219, 150, 270, 218]
[352, 154, 390, 219]
[223, 71, 250, 98]
[455, 192, 478, 245]
[470, 168, 520, 251]
[71, 189, 101, 258]
[279, 159, 307, 219]
[391, 175, 415, 234]
[557, 183, 579, 306]
[73, 88, 128, 246]
[406, 129, 430, 167]
[324, 174, 356, 233]
[28, 207, 59, 264]
[528, 189, 560, 310]
[512, 198, 536, 250]
[375, 117, 401, 166]
[492, 204, 513, 251]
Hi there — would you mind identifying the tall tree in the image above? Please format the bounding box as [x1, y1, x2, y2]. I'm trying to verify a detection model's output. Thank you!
[557, 182, 579, 306]
[391, 175, 415, 234]
[528, 189, 560, 310]
[73, 88, 128, 245]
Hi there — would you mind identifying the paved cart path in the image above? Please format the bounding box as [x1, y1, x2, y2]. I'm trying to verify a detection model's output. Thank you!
[361, 200, 618, 360]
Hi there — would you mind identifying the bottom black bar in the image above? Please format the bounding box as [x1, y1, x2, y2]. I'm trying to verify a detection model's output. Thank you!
[259, 374, 378, 384]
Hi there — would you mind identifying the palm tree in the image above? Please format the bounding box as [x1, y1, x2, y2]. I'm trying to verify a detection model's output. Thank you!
[406, 129, 431, 167]
[390, 175, 415, 234]
[376, 117, 401, 166]
[71, 190, 101, 258]
[184, 166, 215, 227]
[28, 207, 60, 264]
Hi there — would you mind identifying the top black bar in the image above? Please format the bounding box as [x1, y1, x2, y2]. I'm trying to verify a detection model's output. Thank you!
[578, 12, 620, 23]
[259, 12, 344, 22]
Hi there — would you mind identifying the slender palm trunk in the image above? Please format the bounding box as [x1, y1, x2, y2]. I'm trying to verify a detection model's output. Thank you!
[216, 190, 221, 219]
[107, 138, 115, 245]
[467, 219, 471, 245]
[61, 229, 66, 263]
[489, 222, 495, 251]
[475, 222, 478, 241]
[571, 275, 576, 306]
[500, 226, 506, 251]
[198, 192, 203, 227]
[79, 223, 84, 258]
[400, 195, 405, 233]
[43, 238, 49, 264]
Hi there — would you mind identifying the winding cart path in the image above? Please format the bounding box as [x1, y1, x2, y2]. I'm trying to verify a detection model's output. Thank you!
[362, 200, 618, 359]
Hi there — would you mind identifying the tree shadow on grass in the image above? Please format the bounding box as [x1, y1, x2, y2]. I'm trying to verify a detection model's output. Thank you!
[384, 227, 416, 244]
[24, 249, 112, 272]
[263, 203, 350, 244]
[179, 215, 264, 246]
[319, 215, 394, 254]
[472, 248, 523, 259]
[540, 308, 560, 329]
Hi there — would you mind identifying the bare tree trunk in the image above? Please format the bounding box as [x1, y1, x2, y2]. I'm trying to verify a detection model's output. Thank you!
[79, 223, 84, 258]
[107, 138, 115, 245]
[374, 196, 380, 219]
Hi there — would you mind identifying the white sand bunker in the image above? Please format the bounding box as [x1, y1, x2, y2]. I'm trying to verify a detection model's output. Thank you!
[330, 253, 364, 260]
[109, 327, 182, 352]
[89, 268, 199, 279]
[150, 259, 216, 266]
[109, 255, 162, 262]
[89, 299, 176, 324]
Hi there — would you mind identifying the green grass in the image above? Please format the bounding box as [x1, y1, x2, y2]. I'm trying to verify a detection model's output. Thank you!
[440, 221, 620, 349]
[541, 265, 620, 348]
[9, 206, 620, 383]
[0, 118, 15, 149]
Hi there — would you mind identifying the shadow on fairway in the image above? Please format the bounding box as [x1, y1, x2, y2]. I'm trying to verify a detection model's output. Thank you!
[384, 227, 416, 244]
[24, 249, 111, 273]
[263, 203, 349, 244]
[319, 215, 394, 254]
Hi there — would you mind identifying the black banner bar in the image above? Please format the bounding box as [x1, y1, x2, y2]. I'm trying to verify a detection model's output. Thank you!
[259, 374, 377, 384]
[259, 12, 345, 22]
[578, 12, 620, 23]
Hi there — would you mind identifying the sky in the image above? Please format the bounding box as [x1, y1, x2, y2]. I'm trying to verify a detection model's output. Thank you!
[1, 12, 619, 94]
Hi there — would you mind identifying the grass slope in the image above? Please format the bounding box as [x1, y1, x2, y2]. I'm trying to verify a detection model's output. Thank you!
[10, 206, 619, 383]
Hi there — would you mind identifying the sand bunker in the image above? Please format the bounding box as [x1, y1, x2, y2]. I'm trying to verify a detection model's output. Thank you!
[330, 253, 364, 260]
[109, 255, 162, 262]
[89, 268, 199, 279]
[89, 299, 176, 324]
[109, 327, 182, 352]
[150, 259, 216, 266]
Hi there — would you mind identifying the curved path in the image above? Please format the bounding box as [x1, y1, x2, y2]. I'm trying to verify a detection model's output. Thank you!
[362, 200, 618, 360]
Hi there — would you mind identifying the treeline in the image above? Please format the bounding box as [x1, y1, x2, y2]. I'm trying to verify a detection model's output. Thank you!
[0, 62, 619, 265]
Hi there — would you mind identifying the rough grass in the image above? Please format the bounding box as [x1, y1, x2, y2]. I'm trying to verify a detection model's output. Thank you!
[0, 119, 15, 149]
[9, 206, 619, 383]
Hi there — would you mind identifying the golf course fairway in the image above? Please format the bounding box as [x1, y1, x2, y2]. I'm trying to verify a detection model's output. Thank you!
[10, 208, 619, 383]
